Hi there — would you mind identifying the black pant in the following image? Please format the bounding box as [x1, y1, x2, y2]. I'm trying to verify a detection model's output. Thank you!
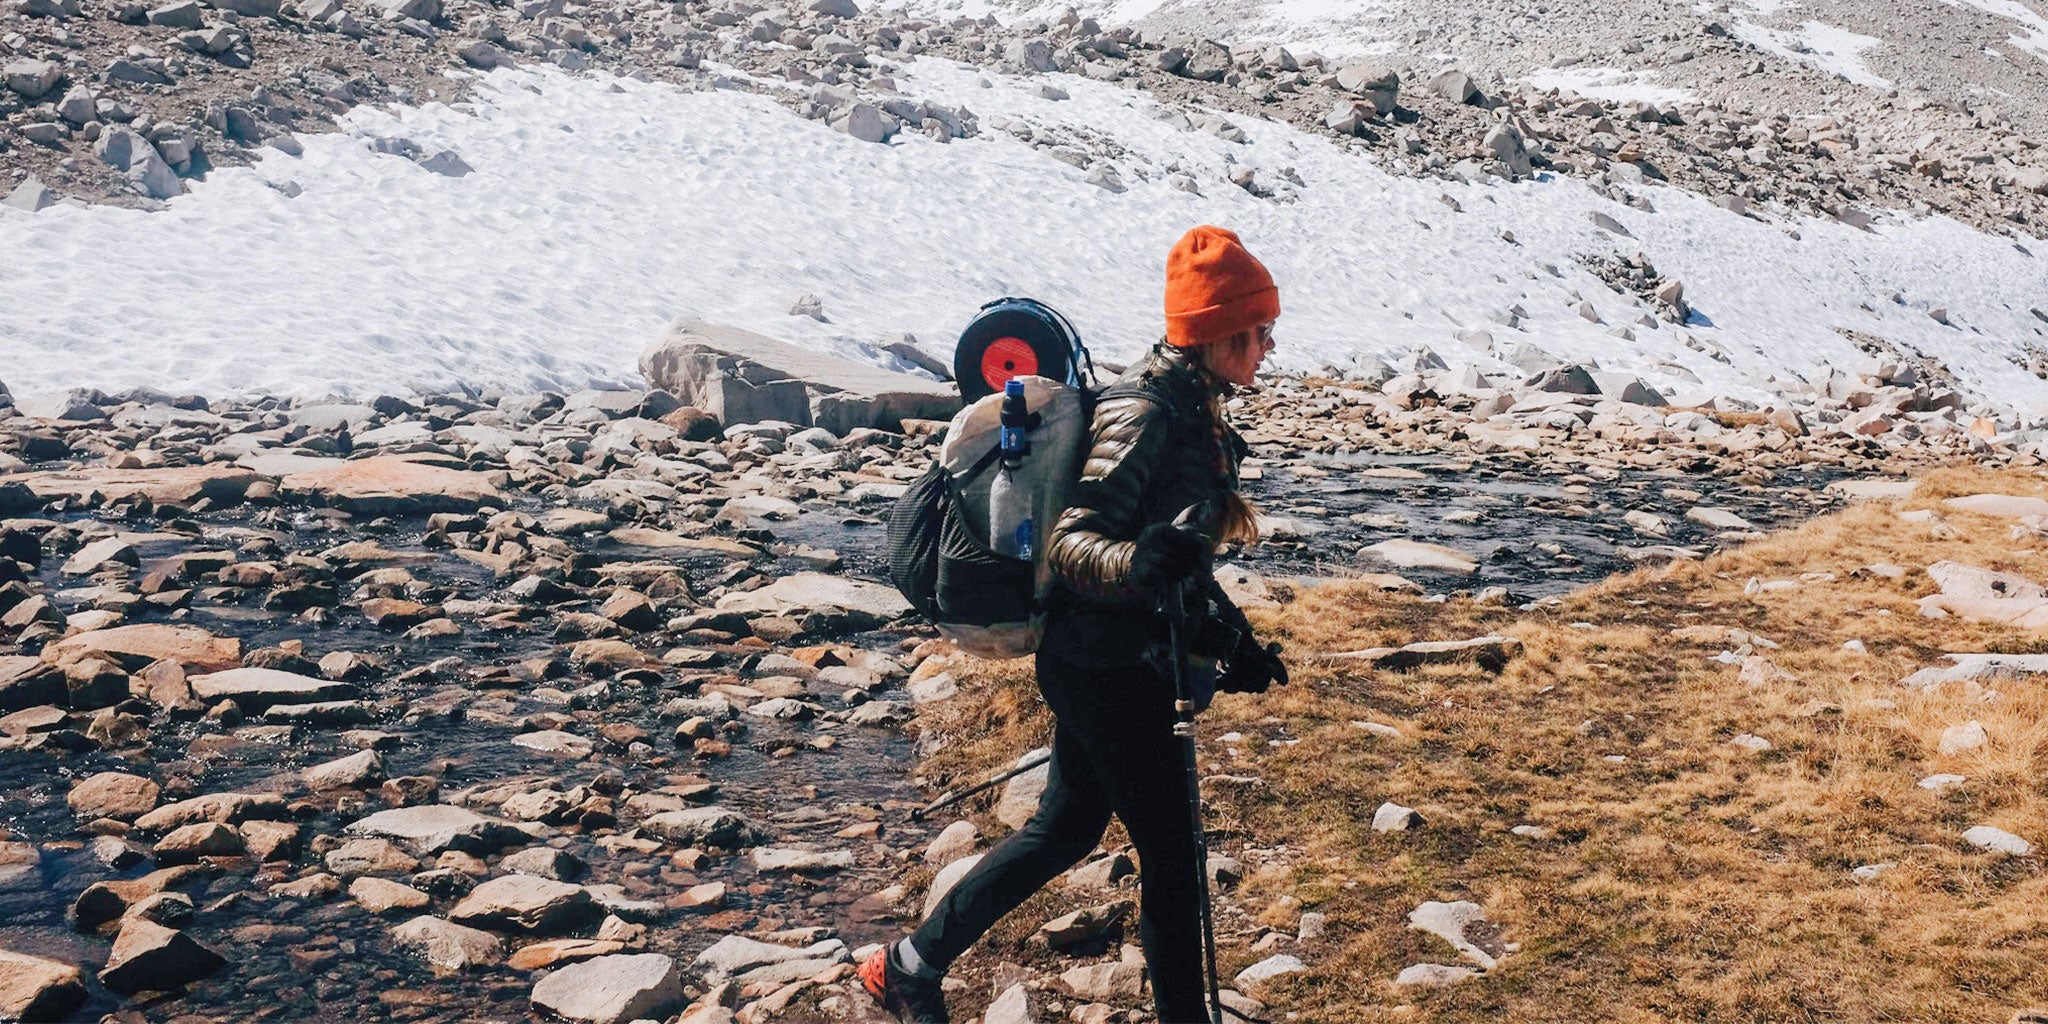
[909, 647, 1207, 1023]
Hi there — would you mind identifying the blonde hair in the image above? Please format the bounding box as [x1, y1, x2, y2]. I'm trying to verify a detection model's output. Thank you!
[1203, 349, 1261, 548]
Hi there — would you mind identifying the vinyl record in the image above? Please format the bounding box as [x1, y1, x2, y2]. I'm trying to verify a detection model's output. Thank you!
[954, 304, 1075, 403]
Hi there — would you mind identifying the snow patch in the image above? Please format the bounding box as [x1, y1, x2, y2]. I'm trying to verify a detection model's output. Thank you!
[1, 60, 2045, 415]
[1731, 13, 1893, 88]
[1946, 0, 2048, 63]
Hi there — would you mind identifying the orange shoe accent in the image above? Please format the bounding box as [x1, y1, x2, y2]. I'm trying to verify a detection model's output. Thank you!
[859, 948, 889, 1000]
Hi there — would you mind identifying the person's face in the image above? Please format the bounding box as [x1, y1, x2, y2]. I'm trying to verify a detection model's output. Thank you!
[1204, 321, 1275, 387]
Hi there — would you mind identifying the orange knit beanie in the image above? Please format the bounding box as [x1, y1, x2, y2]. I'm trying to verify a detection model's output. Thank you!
[1163, 225, 1280, 348]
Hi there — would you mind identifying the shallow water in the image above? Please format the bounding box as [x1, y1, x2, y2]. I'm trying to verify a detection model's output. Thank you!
[0, 447, 1850, 1020]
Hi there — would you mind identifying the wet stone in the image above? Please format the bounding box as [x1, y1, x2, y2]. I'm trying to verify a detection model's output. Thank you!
[98, 918, 226, 993]
[391, 915, 506, 975]
[448, 875, 601, 934]
[67, 771, 159, 820]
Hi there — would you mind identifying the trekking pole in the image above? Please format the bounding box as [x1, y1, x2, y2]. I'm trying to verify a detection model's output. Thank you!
[1161, 578, 1227, 1024]
[909, 747, 1053, 822]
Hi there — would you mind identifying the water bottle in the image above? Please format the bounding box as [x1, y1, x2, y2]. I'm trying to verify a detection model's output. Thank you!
[988, 379, 1034, 560]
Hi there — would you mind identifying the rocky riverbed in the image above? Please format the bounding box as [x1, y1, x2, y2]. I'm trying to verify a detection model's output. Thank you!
[0, 327, 2033, 1023]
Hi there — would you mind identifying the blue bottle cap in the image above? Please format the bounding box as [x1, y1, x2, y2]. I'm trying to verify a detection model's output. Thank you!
[1005, 378, 1026, 397]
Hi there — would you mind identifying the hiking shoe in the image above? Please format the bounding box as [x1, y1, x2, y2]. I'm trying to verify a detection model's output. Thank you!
[859, 946, 950, 1024]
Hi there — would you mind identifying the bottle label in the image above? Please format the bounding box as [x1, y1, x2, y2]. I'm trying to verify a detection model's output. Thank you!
[1000, 425, 1025, 453]
[1012, 517, 1033, 561]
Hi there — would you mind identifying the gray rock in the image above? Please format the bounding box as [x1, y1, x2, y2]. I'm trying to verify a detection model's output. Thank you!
[806, 0, 857, 15]
[993, 750, 1050, 829]
[449, 875, 600, 933]
[1429, 69, 1483, 105]
[639, 807, 767, 848]
[3, 60, 62, 100]
[0, 949, 86, 1021]
[95, 129, 182, 200]
[1323, 99, 1371, 136]
[2, 177, 54, 213]
[692, 935, 846, 985]
[419, 150, 472, 177]
[1407, 900, 1504, 970]
[531, 954, 684, 1024]
[304, 749, 385, 789]
[345, 804, 526, 856]
[1962, 825, 2032, 855]
[837, 103, 896, 144]
[98, 918, 224, 993]
[1233, 954, 1306, 993]
[376, 0, 439, 19]
[187, 667, 356, 711]
[391, 915, 505, 974]
[1334, 61, 1398, 111]
[146, 1, 204, 27]
[923, 853, 982, 917]
[211, 0, 280, 15]
[1180, 38, 1230, 81]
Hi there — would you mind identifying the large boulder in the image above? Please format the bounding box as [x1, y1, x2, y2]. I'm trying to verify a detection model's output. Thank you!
[98, 919, 225, 993]
[639, 318, 957, 434]
[94, 128, 182, 200]
[1333, 62, 1399, 112]
[279, 456, 503, 515]
[448, 875, 600, 934]
[13, 465, 262, 506]
[713, 572, 908, 627]
[532, 953, 684, 1024]
[186, 667, 357, 711]
[43, 624, 241, 672]
[391, 916, 505, 974]
[0, 950, 86, 1022]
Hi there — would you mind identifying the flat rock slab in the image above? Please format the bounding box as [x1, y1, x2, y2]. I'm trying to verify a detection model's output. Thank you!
[11, 465, 261, 506]
[638, 807, 767, 849]
[1360, 539, 1478, 574]
[280, 456, 503, 515]
[530, 953, 684, 1024]
[134, 792, 288, 832]
[43, 624, 242, 672]
[391, 916, 505, 975]
[713, 572, 909, 620]
[1407, 900, 1506, 970]
[449, 875, 599, 934]
[691, 935, 846, 986]
[640, 318, 957, 433]
[1915, 560, 2048, 628]
[1942, 494, 2048, 518]
[1901, 654, 2048, 690]
[187, 667, 358, 711]
[346, 805, 527, 856]
[1825, 479, 1917, 500]
[67, 771, 160, 820]
[0, 949, 87, 1022]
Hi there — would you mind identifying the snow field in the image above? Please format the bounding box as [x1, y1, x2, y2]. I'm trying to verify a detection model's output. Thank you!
[0, 56, 2044, 414]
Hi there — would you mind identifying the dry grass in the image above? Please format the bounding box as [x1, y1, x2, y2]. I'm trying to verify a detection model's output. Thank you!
[934, 466, 2048, 1024]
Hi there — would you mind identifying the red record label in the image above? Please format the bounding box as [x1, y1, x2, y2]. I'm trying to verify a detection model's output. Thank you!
[980, 336, 1040, 391]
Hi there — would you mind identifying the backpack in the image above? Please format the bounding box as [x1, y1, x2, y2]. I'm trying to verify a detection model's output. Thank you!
[889, 299, 1148, 659]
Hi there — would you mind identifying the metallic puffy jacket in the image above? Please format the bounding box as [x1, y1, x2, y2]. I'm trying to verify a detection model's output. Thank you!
[1041, 343, 1244, 666]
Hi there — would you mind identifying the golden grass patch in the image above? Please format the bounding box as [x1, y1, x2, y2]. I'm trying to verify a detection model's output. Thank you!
[933, 466, 2048, 1023]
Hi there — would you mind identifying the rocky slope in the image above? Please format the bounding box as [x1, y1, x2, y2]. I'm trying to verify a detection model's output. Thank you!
[5, 0, 2047, 236]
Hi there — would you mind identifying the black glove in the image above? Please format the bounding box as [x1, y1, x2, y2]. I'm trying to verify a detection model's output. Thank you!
[1217, 637, 1287, 694]
[1128, 522, 1209, 594]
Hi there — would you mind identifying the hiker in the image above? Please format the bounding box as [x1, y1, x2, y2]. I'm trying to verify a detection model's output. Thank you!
[863, 225, 1291, 1024]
